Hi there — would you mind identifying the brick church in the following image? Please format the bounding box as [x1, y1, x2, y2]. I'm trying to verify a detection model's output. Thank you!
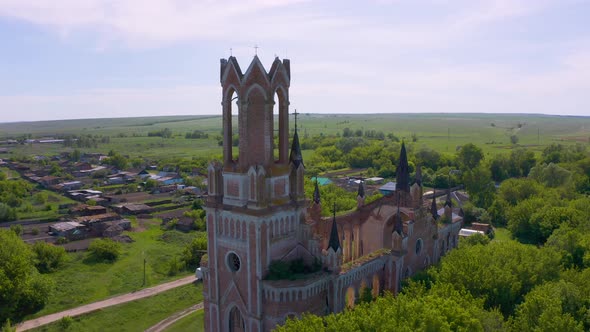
[201, 56, 463, 331]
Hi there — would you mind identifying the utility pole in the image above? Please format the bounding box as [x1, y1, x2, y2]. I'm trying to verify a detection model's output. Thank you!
[142, 251, 146, 287]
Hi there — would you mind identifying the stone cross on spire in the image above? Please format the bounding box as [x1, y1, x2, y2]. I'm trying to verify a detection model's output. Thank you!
[253, 44, 259, 56]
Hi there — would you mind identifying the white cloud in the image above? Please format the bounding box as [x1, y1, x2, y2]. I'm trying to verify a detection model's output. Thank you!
[0, 0, 588, 120]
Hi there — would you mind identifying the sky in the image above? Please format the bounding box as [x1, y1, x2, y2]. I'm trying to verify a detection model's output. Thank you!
[0, 0, 589, 123]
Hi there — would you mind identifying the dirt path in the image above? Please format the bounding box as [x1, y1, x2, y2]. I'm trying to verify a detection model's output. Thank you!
[144, 303, 204, 332]
[16, 275, 197, 332]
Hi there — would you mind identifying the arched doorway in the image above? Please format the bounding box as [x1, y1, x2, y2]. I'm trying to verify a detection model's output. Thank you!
[229, 306, 245, 332]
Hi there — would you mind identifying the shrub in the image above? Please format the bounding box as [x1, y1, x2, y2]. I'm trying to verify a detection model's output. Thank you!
[88, 239, 121, 262]
[181, 235, 207, 268]
[32, 242, 67, 273]
[58, 316, 73, 330]
[9, 225, 22, 236]
[56, 237, 68, 244]
[31, 227, 40, 235]
[168, 257, 184, 276]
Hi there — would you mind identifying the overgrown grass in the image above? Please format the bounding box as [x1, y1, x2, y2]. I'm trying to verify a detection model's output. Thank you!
[492, 227, 513, 242]
[25, 225, 204, 319]
[17, 189, 77, 221]
[31, 283, 202, 332]
[164, 309, 204, 332]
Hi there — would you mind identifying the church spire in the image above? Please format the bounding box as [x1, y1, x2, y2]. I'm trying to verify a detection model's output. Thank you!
[313, 178, 321, 204]
[396, 142, 410, 192]
[327, 203, 340, 252]
[289, 110, 303, 168]
[431, 190, 438, 219]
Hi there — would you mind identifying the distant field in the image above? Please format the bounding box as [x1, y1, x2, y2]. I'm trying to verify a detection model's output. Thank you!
[1, 113, 589, 160]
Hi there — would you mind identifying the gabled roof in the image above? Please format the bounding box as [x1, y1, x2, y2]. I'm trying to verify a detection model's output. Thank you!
[242, 55, 271, 87]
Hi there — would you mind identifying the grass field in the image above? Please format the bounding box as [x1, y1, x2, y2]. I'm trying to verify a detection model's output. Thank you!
[492, 227, 513, 242]
[26, 225, 203, 319]
[1, 113, 589, 160]
[30, 283, 202, 332]
[163, 309, 204, 332]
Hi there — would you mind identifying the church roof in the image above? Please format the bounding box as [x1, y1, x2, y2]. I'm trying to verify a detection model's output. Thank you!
[327, 204, 340, 252]
[396, 142, 410, 192]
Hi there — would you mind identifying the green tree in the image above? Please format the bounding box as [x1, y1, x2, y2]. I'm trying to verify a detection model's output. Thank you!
[528, 163, 572, 188]
[32, 242, 67, 273]
[181, 234, 207, 268]
[510, 280, 585, 332]
[9, 225, 24, 237]
[105, 153, 128, 170]
[546, 224, 590, 269]
[431, 241, 561, 317]
[88, 238, 121, 262]
[463, 166, 496, 208]
[277, 283, 504, 332]
[0, 230, 53, 324]
[457, 143, 484, 170]
[71, 149, 81, 162]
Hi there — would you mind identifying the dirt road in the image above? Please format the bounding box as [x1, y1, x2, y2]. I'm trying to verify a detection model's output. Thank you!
[144, 303, 204, 332]
[16, 275, 197, 332]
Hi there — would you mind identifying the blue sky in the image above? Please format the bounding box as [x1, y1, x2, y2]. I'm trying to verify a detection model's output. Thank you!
[0, 0, 589, 122]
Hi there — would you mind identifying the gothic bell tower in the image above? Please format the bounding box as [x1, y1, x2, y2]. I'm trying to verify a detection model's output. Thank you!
[203, 56, 305, 332]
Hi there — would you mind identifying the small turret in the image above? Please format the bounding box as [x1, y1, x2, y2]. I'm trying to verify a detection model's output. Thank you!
[289, 120, 303, 169]
[313, 179, 321, 204]
[356, 177, 365, 208]
[324, 203, 342, 272]
[327, 204, 340, 252]
[289, 114, 305, 201]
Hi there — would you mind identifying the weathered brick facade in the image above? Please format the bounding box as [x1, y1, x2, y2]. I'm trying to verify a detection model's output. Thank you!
[202, 57, 463, 332]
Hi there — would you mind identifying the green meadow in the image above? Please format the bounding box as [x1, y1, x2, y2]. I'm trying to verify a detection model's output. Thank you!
[163, 309, 205, 332]
[30, 283, 202, 332]
[26, 224, 201, 319]
[1, 113, 589, 160]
